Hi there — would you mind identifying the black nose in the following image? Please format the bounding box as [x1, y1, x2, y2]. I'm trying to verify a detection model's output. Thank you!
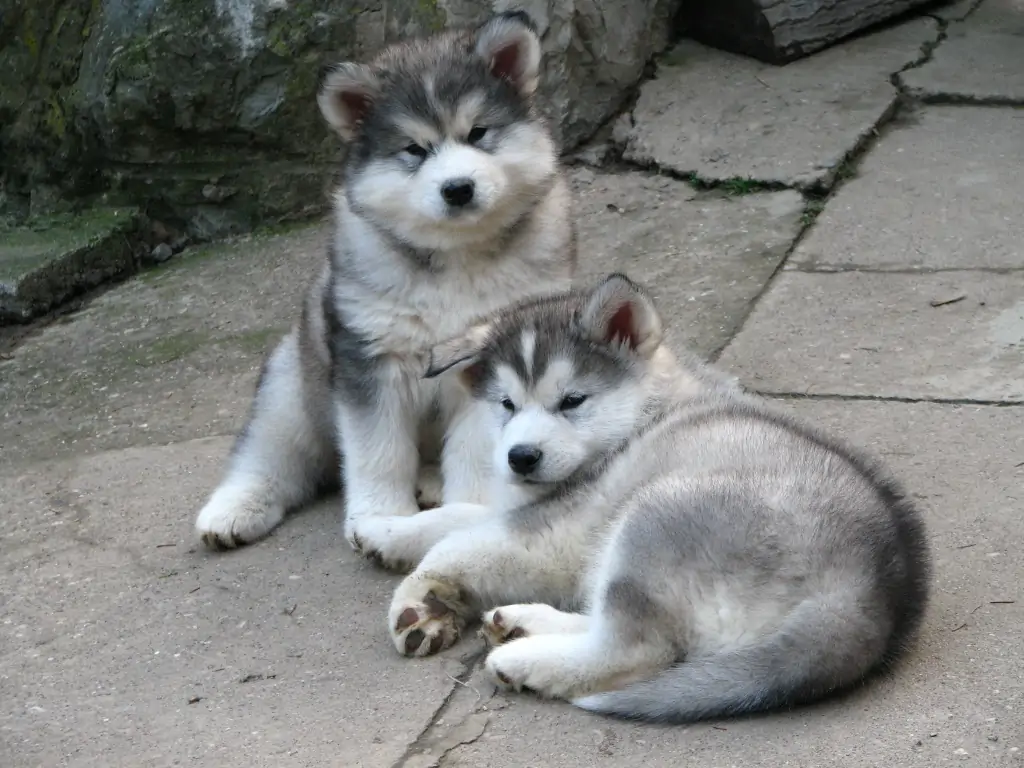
[441, 178, 475, 207]
[507, 445, 542, 475]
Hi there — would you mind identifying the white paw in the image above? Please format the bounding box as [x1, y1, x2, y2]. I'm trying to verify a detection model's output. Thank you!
[195, 483, 284, 550]
[485, 636, 579, 700]
[388, 579, 473, 657]
[416, 463, 444, 509]
[480, 604, 583, 646]
[348, 516, 415, 573]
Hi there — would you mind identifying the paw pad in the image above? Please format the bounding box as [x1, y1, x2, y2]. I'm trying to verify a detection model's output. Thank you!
[390, 590, 463, 657]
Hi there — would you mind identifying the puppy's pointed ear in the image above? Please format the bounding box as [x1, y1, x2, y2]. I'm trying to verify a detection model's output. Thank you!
[579, 274, 663, 359]
[475, 11, 543, 97]
[424, 322, 493, 381]
[317, 62, 380, 141]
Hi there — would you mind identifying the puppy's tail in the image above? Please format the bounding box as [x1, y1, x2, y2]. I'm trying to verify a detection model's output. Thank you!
[573, 593, 914, 724]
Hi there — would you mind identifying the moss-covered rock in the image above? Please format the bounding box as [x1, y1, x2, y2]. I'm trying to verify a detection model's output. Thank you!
[0, 206, 143, 322]
[0, 0, 680, 239]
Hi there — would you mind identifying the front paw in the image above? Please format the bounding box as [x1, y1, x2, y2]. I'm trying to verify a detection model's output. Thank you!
[485, 637, 577, 700]
[388, 580, 474, 657]
[349, 517, 413, 573]
[479, 607, 529, 646]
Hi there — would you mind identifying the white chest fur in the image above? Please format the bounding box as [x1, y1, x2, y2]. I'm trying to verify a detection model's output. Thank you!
[330, 190, 572, 360]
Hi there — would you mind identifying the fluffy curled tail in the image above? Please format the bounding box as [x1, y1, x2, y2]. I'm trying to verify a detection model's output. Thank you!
[573, 594, 911, 724]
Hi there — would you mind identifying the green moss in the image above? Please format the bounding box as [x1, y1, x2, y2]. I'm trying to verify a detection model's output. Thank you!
[120, 327, 287, 367]
[230, 327, 289, 354]
[23, 31, 39, 58]
[123, 331, 211, 367]
[416, 0, 447, 33]
[0, 207, 140, 283]
[110, 37, 152, 81]
[43, 94, 66, 137]
[801, 197, 827, 227]
[719, 178, 763, 196]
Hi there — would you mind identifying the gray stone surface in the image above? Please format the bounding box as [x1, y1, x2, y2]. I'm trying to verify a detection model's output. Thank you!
[931, 0, 979, 21]
[0, 170, 804, 467]
[0, 442, 461, 768]
[681, 0, 936, 63]
[621, 19, 938, 189]
[3, 398, 1020, 767]
[788, 106, 1024, 271]
[0, 207, 142, 323]
[719, 271, 1024, 401]
[571, 171, 805, 355]
[901, 0, 1024, 103]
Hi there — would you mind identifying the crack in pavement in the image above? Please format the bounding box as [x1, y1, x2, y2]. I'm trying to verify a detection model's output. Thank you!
[785, 265, 1024, 275]
[391, 646, 493, 768]
[761, 391, 1024, 407]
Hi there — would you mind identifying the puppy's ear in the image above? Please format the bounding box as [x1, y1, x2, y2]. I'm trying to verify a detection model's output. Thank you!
[424, 322, 493, 384]
[317, 62, 380, 141]
[579, 274, 663, 359]
[475, 11, 543, 97]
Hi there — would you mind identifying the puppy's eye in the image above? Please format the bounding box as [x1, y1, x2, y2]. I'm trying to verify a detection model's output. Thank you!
[403, 143, 428, 159]
[500, 396, 516, 413]
[559, 393, 588, 411]
[467, 126, 488, 144]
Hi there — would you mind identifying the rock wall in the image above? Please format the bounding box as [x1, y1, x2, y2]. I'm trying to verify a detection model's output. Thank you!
[0, 0, 679, 237]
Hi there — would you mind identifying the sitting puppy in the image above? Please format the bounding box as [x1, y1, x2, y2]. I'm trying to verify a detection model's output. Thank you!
[365, 274, 931, 723]
[193, 12, 576, 551]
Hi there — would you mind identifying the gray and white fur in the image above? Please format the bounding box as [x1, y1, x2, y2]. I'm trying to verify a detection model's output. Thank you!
[367, 274, 931, 723]
[194, 12, 576, 551]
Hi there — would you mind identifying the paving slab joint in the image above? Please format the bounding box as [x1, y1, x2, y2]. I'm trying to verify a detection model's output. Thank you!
[708, 98, 901, 360]
[895, 2, 1024, 107]
[761, 391, 1024, 407]
[893, 12, 949, 85]
[390, 646, 491, 768]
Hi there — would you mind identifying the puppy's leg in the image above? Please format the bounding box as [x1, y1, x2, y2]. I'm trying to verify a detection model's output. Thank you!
[485, 523, 679, 701]
[349, 502, 494, 573]
[388, 522, 579, 657]
[481, 604, 591, 646]
[484, 578, 675, 701]
[341, 359, 423, 550]
[195, 329, 334, 549]
[439, 387, 494, 506]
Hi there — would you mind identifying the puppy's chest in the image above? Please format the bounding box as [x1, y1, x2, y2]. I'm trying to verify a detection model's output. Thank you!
[358, 268, 552, 356]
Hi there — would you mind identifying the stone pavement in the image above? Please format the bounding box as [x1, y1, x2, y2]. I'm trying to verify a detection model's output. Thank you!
[1, 2, 1022, 766]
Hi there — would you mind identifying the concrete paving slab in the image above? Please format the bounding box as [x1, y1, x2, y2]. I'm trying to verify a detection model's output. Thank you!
[931, 0, 982, 21]
[717, 270, 1024, 401]
[788, 106, 1024, 270]
[0, 439, 464, 768]
[570, 170, 804, 355]
[0, 171, 804, 469]
[3, 389, 1020, 767]
[404, 400, 1024, 767]
[0, 208, 142, 323]
[901, 0, 1024, 103]
[621, 19, 938, 189]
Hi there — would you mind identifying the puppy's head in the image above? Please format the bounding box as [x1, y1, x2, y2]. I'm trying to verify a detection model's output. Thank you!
[425, 274, 664, 487]
[318, 12, 557, 251]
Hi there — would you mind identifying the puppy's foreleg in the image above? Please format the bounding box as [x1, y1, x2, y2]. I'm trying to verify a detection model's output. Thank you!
[387, 522, 580, 657]
[346, 502, 494, 573]
[341, 360, 422, 549]
[195, 329, 334, 549]
[439, 387, 494, 506]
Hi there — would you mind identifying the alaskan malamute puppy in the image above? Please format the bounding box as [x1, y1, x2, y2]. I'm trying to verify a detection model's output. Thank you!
[368, 274, 931, 723]
[195, 12, 576, 550]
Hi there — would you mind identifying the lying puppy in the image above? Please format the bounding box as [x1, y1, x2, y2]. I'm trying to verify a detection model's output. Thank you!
[361, 274, 931, 723]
